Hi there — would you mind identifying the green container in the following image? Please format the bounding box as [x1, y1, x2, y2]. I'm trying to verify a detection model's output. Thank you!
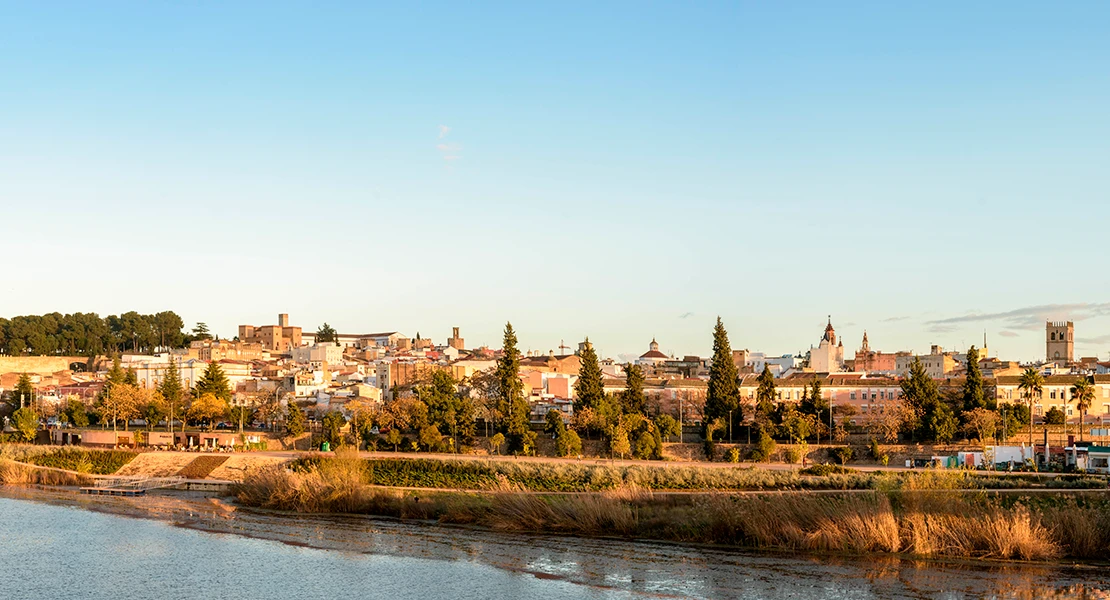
[321, 441, 330, 452]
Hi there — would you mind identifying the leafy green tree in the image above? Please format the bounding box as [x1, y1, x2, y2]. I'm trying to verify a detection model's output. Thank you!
[11, 407, 38, 442]
[417, 370, 475, 445]
[962, 346, 986, 412]
[188, 393, 228, 431]
[574, 338, 605, 411]
[418, 424, 443, 451]
[322, 411, 346, 446]
[64, 399, 89, 428]
[316, 323, 338, 343]
[655, 414, 681, 441]
[142, 393, 167, 431]
[621, 363, 646, 415]
[704, 317, 741, 434]
[927, 402, 958, 443]
[489, 432, 505, 455]
[556, 428, 582, 457]
[609, 424, 631, 459]
[124, 367, 138, 386]
[385, 428, 403, 451]
[194, 361, 232, 402]
[285, 403, 307, 437]
[1018, 367, 1045, 448]
[1045, 407, 1065, 425]
[545, 409, 566, 435]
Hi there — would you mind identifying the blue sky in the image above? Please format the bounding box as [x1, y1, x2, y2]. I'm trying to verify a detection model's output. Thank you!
[1, 2, 1108, 362]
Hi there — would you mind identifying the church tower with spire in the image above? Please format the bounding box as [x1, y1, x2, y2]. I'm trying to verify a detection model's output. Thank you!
[810, 316, 846, 373]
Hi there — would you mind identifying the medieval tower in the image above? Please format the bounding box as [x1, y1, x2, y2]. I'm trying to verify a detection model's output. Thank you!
[1045, 321, 1074, 363]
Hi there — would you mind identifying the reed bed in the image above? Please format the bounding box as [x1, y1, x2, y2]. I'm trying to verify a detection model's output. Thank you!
[0, 444, 137, 474]
[238, 453, 1110, 562]
[0, 459, 92, 487]
[291, 455, 1106, 493]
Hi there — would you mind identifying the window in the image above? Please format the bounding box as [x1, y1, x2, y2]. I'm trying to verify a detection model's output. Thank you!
[850, 392, 857, 400]
[1051, 390, 1057, 399]
[871, 393, 877, 400]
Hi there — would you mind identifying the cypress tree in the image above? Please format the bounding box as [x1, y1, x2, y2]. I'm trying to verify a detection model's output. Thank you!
[962, 346, 985, 412]
[755, 365, 776, 419]
[621, 363, 646, 415]
[574, 338, 604, 411]
[704, 317, 741, 429]
[496, 322, 531, 453]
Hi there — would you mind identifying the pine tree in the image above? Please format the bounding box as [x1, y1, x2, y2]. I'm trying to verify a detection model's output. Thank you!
[962, 346, 985, 412]
[704, 317, 741, 431]
[12, 373, 34, 408]
[901, 357, 940, 439]
[621, 363, 646, 415]
[125, 367, 137, 386]
[285, 402, 306, 437]
[574, 338, 604, 411]
[195, 361, 232, 401]
[158, 360, 184, 432]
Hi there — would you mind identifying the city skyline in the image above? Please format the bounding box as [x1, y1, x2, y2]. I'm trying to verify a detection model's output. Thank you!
[2, 3, 1109, 362]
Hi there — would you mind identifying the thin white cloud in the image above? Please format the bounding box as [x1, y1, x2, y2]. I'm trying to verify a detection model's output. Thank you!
[997, 331, 1020, 338]
[678, 312, 694, 319]
[436, 129, 461, 163]
[924, 303, 1110, 333]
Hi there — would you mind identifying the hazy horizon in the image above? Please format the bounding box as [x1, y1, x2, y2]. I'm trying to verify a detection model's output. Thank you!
[3, 3, 1108, 362]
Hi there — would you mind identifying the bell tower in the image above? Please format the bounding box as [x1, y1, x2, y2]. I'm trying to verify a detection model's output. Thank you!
[1045, 321, 1074, 363]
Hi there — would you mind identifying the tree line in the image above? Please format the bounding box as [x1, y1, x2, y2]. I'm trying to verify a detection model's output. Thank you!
[0, 311, 202, 356]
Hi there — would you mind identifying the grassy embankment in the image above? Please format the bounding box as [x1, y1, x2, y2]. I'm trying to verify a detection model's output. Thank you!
[0, 444, 138, 486]
[235, 452, 1110, 562]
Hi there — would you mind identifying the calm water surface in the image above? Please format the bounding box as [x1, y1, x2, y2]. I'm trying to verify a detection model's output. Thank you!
[0, 496, 1107, 599]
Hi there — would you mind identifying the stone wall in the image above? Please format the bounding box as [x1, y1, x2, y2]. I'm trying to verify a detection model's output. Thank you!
[0, 356, 89, 375]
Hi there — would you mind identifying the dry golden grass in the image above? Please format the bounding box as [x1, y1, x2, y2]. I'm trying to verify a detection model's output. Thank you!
[0, 459, 92, 487]
[233, 456, 1107, 562]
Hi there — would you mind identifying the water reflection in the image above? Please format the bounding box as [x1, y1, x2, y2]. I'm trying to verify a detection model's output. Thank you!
[0, 494, 1107, 599]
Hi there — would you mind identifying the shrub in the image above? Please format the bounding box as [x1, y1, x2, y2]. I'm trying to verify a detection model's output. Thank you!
[749, 431, 776, 462]
[800, 464, 856, 476]
[703, 439, 717, 462]
[556, 429, 583, 458]
[830, 446, 854, 465]
[726, 447, 742, 463]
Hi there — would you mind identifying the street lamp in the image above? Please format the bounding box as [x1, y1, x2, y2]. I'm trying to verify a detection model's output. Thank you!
[728, 409, 733, 443]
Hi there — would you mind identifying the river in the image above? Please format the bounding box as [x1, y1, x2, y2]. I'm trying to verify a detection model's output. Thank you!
[0, 493, 1107, 599]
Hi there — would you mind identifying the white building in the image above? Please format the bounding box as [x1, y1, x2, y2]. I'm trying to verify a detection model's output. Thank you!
[636, 338, 669, 368]
[809, 319, 845, 373]
[131, 357, 208, 390]
[291, 343, 344, 365]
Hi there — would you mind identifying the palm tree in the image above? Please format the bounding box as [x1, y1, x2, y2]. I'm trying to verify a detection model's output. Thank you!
[1071, 377, 1095, 441]
[1018, 367, 1045, 450]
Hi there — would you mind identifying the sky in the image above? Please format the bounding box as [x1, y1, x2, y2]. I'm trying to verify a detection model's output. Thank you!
[1, 2, 1108, 363]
